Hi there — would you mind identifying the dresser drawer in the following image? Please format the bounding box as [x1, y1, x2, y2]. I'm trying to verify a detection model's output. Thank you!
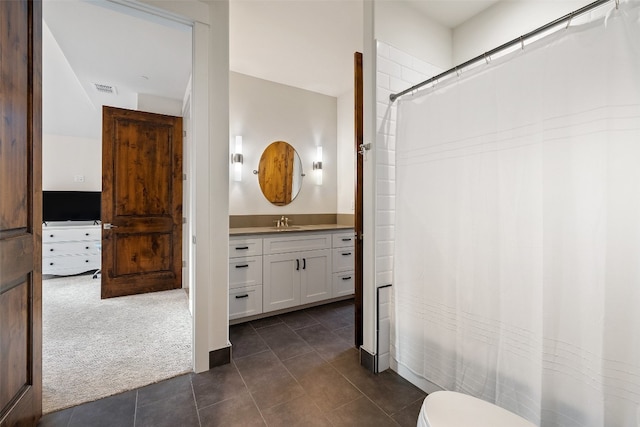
[332, 231, 355, 248]
[43, 226, 100, 243]
[229, 256, 262, 289]
[333, 271, 354, 297]
[332, 248, 354, 273]
[43, 241, 101, 257]
[43, 254, 101, 276]
[229, 238, 262, 258]
[229, 285, 263, 320]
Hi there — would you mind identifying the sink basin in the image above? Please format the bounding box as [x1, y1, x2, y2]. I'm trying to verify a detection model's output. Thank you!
[273, 226, 302, 231]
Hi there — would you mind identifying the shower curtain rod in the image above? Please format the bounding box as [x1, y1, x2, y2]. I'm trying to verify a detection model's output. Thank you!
[389, 0, 615, 102]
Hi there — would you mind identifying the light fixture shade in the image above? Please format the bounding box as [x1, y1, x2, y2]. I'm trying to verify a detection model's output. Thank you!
[232, 135, 243, 182]
[315, 145, 323, 185]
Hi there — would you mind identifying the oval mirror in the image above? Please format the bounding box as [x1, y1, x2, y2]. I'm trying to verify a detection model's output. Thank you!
[257, 141, 303, 206]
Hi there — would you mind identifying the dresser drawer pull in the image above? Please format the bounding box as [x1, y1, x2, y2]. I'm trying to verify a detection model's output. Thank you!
[342, 276, 352, 281]
[49, 262, 54, 266]
[342, 252, 352, 256]
[49, 234, 54, 238]
[235, 246, 249, 250]
[235, 264, 249, 269]
[50, 248, 54, 251]
[341, 238, 352, 241]
[235, 294, 249, 299]
[85, 233, 90, 236]
[85, 260, 89, 263]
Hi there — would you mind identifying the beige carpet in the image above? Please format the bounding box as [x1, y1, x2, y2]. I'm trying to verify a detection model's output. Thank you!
[42, 274, 192, 414]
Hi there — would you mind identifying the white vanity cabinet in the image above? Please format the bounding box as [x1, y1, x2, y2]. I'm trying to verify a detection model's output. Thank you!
[332, 231, 356, 297]
[229, 228, 354, 320]
[263, 233, 332, 313]
[42, 222, 101, 276]
[229, 238, 263, 320]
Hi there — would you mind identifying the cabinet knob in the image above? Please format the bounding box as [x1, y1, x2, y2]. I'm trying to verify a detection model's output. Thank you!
[50, 234, 54, 238]
[85, 233, 90, 236]
[49, 262, 54, 266]
[86, 246, 90, 250]
[50, 248, 54, 252]
[85, 260, 89, 263]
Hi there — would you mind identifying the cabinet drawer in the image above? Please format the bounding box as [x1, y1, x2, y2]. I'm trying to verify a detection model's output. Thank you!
[230, 238, 262, 257]
[332, 231, 355, 248]
[43, 254, 101, 276]
[263, 233, 331, 255]
[333, 271, 354, 297]
[332, 248, 354, 273]
[43, 226, 100, 243]
[229, 285, 263, 320]
[229, 256, 262, 289]
[43, 241, 101, 257]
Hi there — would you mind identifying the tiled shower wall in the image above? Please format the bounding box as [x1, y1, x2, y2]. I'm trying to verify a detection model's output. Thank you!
[375, 41, 442, 371]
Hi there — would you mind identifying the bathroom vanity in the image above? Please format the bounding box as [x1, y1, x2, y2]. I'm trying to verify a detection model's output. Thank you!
[229, 225, 355, 322]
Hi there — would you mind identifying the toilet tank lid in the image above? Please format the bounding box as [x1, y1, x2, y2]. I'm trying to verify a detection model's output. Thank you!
[421, 391, 536, 427]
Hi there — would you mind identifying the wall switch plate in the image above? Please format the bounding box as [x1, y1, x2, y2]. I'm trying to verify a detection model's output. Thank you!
[73, 175, 85, 182]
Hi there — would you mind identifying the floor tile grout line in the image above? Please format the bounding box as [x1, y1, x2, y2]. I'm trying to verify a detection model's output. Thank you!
[231, 357, 269, 426]
[189, 377, 202, 427]
[332, 357, 403, 423]
[133, 391, 138, 427]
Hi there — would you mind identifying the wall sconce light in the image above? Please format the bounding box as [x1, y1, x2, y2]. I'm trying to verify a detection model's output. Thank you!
[312, 146, 323, 185]
[231, 135, 243, 182]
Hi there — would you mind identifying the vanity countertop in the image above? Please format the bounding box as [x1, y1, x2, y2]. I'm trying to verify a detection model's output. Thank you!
[229, 223, 353, 236]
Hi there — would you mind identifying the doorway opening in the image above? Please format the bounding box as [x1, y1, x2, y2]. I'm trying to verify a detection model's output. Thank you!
[41, 0, 194, 413]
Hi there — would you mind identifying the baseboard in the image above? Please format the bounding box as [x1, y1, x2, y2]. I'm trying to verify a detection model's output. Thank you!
[391, 358, 443, 394]
[209, 345, 231, 369]
[359, 347, 375, 373]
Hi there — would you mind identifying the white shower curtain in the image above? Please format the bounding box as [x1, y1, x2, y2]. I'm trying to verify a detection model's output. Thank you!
[393, 3, 640, 426]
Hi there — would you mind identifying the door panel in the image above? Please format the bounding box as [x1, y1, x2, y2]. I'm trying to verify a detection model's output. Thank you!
[0, 0, 42, 425]
[300, 250, 331, 304]
[102, 107, 182, 299]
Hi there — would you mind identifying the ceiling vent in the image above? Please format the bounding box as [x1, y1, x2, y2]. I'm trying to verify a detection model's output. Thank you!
[92, 83, 117, 94]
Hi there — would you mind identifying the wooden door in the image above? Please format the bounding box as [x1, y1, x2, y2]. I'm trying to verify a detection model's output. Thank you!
[354, 52, 364, 347]
[101, 107, 183, 299]
[0, 0, 43, 425]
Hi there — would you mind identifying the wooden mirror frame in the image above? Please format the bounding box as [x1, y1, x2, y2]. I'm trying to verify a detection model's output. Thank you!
[256, 141, 303, 206]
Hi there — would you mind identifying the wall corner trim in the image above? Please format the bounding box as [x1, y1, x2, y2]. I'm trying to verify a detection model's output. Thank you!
[359, 346, 376, 373]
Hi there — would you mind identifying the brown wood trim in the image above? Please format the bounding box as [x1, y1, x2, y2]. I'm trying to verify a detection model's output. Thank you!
[354, 52, 364, 348]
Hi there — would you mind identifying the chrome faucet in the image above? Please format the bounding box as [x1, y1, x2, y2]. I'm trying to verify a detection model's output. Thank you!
[274, 216, 291, 228]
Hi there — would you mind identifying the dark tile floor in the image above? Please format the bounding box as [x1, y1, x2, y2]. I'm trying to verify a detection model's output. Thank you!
[39, 300, 426, 427]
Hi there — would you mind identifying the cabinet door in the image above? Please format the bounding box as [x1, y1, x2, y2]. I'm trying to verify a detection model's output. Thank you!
[300, 249, 332, 304]
[263, 253, 300, 312]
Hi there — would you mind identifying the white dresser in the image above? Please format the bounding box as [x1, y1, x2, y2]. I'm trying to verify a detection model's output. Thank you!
[42, 222, 101, 276]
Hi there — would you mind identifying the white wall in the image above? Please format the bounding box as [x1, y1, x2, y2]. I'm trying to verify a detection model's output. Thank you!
[453, 0, 594, 64]
[337, 90, 354, 215]
[42, 134, 102, 191]
[229, 71, 337, 215]
[137, 93, 183, 116]
[374, 1, 452, 71]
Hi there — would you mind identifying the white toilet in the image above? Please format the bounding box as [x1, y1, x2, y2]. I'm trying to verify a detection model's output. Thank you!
[417, 391, 537, 427]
